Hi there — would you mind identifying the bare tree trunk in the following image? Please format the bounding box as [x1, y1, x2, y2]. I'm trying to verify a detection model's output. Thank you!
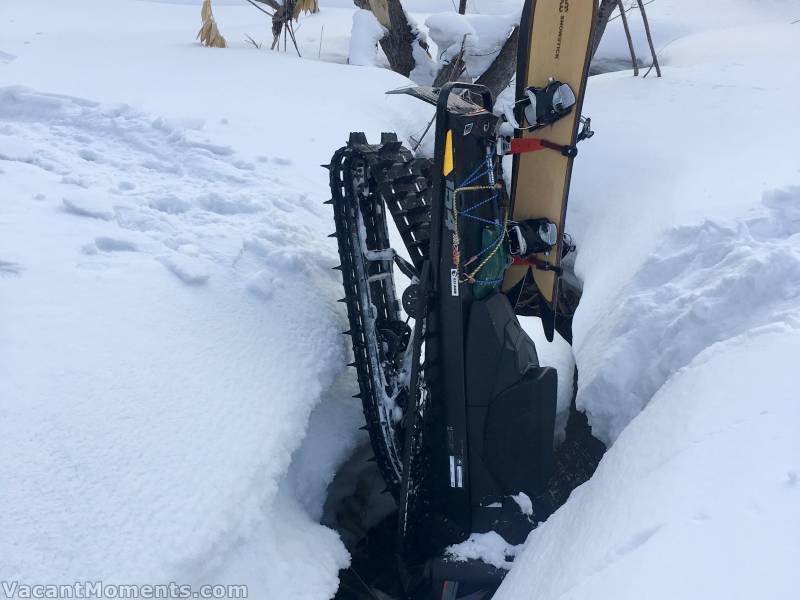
[616, 0, 639, 75]
[475, 25, 520, 100]
[591, 0, 618, 59]
[356, 0, 418, 77]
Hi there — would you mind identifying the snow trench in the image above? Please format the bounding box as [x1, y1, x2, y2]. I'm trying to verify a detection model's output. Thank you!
[575, 186, 800, 443]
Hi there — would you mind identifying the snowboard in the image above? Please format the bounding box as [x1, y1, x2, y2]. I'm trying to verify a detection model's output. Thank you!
[502, 0, 596, 341]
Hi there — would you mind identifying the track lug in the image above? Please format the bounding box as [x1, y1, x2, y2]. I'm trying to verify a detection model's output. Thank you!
[323, 199, 334, 205]
[332, 265, 342, 271]
[342, 330, 352, 336]
[352, 393, 363, 399]
[337, 297, 348, 303]
[328, 232, 337, 238]
[347, 361, 357, 368]
[321, 163, 331, 170]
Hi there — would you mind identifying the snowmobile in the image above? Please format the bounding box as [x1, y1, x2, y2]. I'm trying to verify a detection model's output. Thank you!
[327, 2, 602, 598]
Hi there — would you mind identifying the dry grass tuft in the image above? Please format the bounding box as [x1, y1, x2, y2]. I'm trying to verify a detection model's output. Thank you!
[197, 0, 227, 48]
[294, 0, 319, 18]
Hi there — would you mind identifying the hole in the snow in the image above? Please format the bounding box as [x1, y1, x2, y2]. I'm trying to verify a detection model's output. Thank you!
[325, 368, 606, 600]
[323, 443, 402, 600]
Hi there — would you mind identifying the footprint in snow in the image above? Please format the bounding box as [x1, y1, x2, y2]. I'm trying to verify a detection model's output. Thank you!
[62, 196, 113, 220]
[140, 159, 183, 176]
[186, 140, 234, 157]
[233, 160, 255, 171]
[61, 175, 90, 188]
[159, 254, 210, 286]
[83, 237, 137, 254]
[245, 270, 277, 301]
[78, 148, 101, 162]
[148, 194, 191, 215]
[272, 198, 294, 213]
[197, 192, 261, 215]
[0, 260, 23, 276]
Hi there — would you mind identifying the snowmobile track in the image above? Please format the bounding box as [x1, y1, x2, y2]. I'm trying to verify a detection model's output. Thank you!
[329, 133, 433, 499]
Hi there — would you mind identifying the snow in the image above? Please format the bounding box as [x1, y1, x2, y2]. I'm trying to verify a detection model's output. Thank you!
[570, 10, 800, 445]
[522, 317, 575, 444]
[425, 11, 520, 83]
[348, 9, 385, 67]
[2, 0, 800, 598]
[0, 80, 354, 594]
[446, 531, 523, 571]
[496, 324, 800, 600]
[576, 186, 800, 442]
[593, 0, 796, 73]
[510, 492, 533, 517]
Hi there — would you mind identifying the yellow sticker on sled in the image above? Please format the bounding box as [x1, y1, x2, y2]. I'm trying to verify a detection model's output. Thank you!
[443, 130, 454, 176]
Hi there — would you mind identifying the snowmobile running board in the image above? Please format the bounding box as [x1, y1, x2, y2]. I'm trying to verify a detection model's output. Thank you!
[386, 85, 485, 115]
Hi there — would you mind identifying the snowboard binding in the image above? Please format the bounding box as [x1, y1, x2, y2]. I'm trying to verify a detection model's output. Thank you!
[328, 82, 603, 600]
[518, 78, 577, 131]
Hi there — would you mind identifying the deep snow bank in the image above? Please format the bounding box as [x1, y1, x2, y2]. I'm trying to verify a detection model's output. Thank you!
[0, 0, 429, 596]
[0, 82, 351, 597]
[496, 323, 800, 600]
[570, 15, 800, 444]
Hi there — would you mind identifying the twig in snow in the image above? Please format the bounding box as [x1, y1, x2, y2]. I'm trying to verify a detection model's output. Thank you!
[643, 35, 679, 77]
[244, 0, 274, 18]
[411, 114, 436, 153]
[636, 0, 661, 77]
[245, 33, 262, 48]
[609, 0, 655, 22]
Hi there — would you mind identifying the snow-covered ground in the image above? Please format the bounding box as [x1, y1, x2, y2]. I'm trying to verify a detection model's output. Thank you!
[2, 0, 799, 598]
[0, 1, 426, 597]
